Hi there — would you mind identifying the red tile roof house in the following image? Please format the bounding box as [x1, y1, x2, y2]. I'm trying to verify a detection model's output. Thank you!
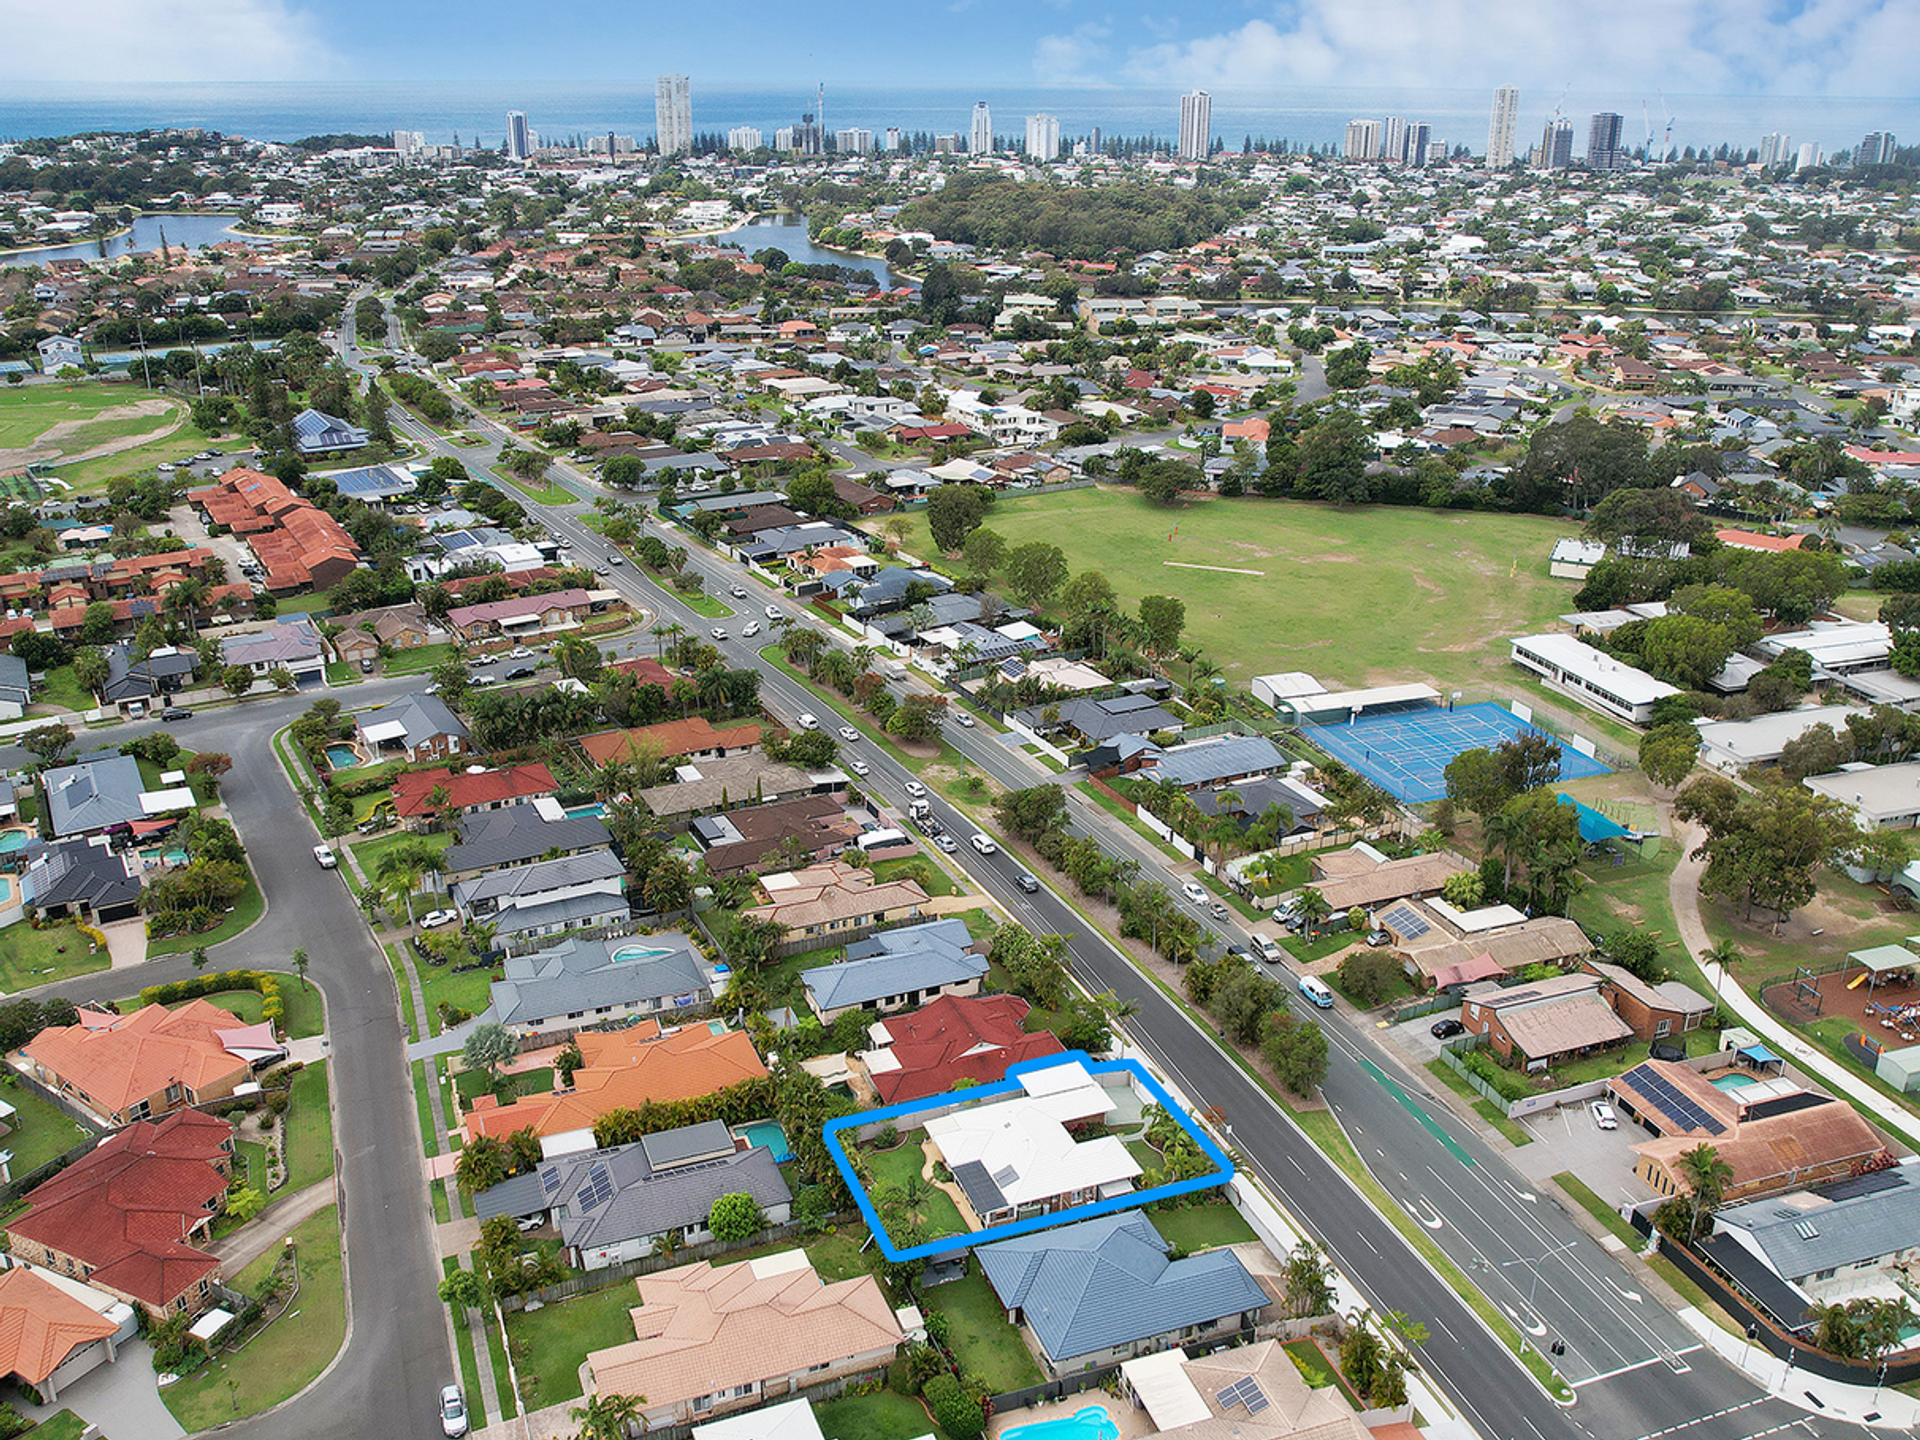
[857, 993, 1066, 1105]
[446, 588, 599, 644]
[17, 1000, 261, 1128]
[187, 468, 361, 594]
[5, 1109, 235, 1321]
[0, 1265, 125, 1404]
[392, 763, 559, 832]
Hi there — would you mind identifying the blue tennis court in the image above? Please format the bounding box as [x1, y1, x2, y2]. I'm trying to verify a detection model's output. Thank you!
[1303, 701, 1610, 804]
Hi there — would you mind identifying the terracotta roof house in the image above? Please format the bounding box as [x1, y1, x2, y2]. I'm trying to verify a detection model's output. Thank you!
[858, 993, 1065, 1105]
[5, 1110, 233, 1319]
[17, 1000, 265, 1127]
[584, 1250, 904, 1425]
[0, 1266, 124, 1404]
[1715, 529, 1809, 554]
[446, 588, 603, 642]
[579, 717, 763, 768]
[1608, 1060, 1890, 1204]
[464, 1025, 767, 1152]
[391, 763, 557, 831]
[187, 468, 360, 593]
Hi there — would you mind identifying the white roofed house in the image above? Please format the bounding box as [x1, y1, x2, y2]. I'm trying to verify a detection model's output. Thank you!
[1509, 632, 1679, 725]
[922, 1060, 1143, 1229]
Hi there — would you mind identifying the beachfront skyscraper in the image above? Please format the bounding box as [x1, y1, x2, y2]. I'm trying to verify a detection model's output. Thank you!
[1486, 86, 1519, 167]
[505, 110, 531, 161]
[970, 102, 993, 154]
[656, 75, 692, 156]
[1178, 90, 1212, 161]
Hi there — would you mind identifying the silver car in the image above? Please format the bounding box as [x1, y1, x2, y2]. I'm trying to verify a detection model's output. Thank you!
[441, 1384, 469, 1437]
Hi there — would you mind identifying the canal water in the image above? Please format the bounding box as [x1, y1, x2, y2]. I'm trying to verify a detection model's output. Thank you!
[2, 212, 266, 269]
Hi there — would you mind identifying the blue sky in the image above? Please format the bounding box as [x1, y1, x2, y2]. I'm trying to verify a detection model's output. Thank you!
[12, 0, 1919, 96]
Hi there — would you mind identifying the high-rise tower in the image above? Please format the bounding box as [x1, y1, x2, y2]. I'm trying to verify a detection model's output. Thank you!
[1487, 86, 1519, 167]
[970, 102, 993, 155]
[1178, 90, 1212, 161]
[1587, 113, 1624, 171]
[655, 75, 692, 156]
[505, 110, 531, 161]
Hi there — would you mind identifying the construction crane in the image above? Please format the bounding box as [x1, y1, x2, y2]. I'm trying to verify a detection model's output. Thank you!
[1657, 90, 1676, 162]
[1641, 101, 1655, 164]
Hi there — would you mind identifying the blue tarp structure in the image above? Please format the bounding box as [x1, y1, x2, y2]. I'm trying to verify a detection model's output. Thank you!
[1738, 1042, 1785, 1073]
[1557, 794, 1631, 844]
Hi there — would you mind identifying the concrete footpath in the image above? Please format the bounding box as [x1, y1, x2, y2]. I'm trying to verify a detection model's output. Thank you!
[1679, 1307, 1920, 1429]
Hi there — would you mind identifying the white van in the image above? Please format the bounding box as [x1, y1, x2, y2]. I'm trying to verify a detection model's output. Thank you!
[1252, 932, 1281, 964]
[797, 713, 819, 730]
[969, 833, 998, 855]
[1297, 974, 1335, 1009]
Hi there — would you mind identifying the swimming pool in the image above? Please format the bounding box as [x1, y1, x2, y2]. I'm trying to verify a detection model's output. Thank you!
[611, 943, 678, 964]
[1003, 1407, 1117, 1440]
[565, 803, 605, 819]
[1710, 1073, 1757, 1091]
[141, 847, 190, 866]
[325, 745, 360, 770]
[0, 876, 14, 902]
[0, 831, 30, 854]
[735, 1121, 793, 1163]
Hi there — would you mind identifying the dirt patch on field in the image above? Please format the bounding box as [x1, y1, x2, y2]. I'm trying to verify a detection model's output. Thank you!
[0, 397, 183, 470]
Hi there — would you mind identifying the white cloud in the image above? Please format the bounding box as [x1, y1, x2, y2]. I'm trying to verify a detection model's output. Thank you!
[1115, 0, 1920, 96]
[1033, 22, 1113, 83]
[9, 0, 337, 82]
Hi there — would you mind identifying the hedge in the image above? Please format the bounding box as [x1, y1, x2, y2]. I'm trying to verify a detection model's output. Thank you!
[139, 969, 285, 1030]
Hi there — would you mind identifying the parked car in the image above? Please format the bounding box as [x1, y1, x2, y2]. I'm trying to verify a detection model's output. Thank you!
[419, 910, 458, 930]
[1590, 1101, 1619, 1130]
[504, 666, 536, 680]
[313, 844, 337, 869]
[160, 707, 191, 722]
[1365, 929, 1392, 948]
[509, 647, 532, 659]
[1016, 873, 1040, 894]
[1430, 1019, 1466, 1039]
[441, 1384, 469, 1438]
[838, 726, 860, 742]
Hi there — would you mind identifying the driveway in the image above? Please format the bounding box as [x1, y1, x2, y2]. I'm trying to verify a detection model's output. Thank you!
[17, 1337, 185, 1440]
[1508, 1096, 1660, 1207]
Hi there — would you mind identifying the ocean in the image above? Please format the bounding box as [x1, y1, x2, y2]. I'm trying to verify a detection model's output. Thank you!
[0, 81, 1912, 159]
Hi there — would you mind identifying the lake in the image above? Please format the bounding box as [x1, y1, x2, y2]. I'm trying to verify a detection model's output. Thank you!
[2, 212, 263, 270]
[713, 219, 897, 288]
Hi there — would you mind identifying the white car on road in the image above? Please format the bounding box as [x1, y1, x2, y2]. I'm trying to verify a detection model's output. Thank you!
[839, 726, 860, 742]
[765, 605, 782, 620]
[903, 780, 926, 799]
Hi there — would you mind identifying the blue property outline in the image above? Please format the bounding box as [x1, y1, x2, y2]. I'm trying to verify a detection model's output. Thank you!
[824, 1052, 1234, 1261]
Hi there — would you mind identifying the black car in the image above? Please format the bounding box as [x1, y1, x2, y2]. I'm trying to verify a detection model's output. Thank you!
[1015, 873, 1039, 894]
[1430, 1018, 1466, 1039]
[504, 665, 536, 680]
[160, 707, 192, 722]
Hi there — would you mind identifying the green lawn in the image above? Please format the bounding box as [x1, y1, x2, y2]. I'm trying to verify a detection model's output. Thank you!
[504, 1281, 639, 1409]
[883, 489, 1578, 689]
[0, 1075, 96, 1173]
[0, 920, 109, 992]
[815, 1389, 948, 1440]
[1552, 1171, 1642, 1248]
[418, 955, 501, 1035]
[491, 464, 576, 507]
[866, 1141, 968, 1241]
[1283, 1337, 1363, 1409]
[918, 1272, 1042, 1391]
[286, 1064, 335, 1192]
[350, 827, 452, 885]
[871, 855, 957, 898]
[385, 642, 460, 675]
[237, 1139, 269, 1191]
[1425, 1059, 1533, 1147]
[444, 1260, 486, 1429]
[146, 872, 265, 956]
[24, 1412, 88, 1440]
[161, 1206, 345, 1431]
[31, 665, 94, 715]
[1148, 1199, 1256, 1252]
[0, 382, 193, 488]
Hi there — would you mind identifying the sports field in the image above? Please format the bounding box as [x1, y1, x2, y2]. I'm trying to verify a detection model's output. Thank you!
[0, 380, 196, 492]
[886, 488, 1579, 690]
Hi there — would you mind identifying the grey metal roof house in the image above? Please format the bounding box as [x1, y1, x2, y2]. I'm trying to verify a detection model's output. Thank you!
[98, 643, 199, 707]
[442, 807, 612, 881]
[42, 755, 147, 838]
[0, 654, 30, 720]
[1709, 1168, 1920, 1315]
[473, 1121, 792, 1270]
[19, 838, 142, 922]
[325, 463, 418, 504]
[1135, 735, 1288, 791]
[357, 691, 470, 762]
[974, 1210, 1270, 1373]
[292, 407, 370, 455]
[800, 917, 986, 1021]
[489, 932, 711, 1037]
[454, 850, 629, 950]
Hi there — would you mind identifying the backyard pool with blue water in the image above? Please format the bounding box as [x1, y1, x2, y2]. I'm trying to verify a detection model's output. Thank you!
[1003, 1407, 1118, 1440]
[0, 831, 31, 854]
[734, 1121, 792, 1162]
[325, 745, 360, 769]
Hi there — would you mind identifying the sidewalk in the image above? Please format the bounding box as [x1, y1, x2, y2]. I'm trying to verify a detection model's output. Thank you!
[1667, 818, 1920, 1138]
[1678, 1306, 1920, 1429]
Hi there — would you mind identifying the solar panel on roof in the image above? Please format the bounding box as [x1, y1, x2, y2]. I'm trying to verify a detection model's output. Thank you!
[1241, 1384, 1269, 1416]
[990, 1165, 1020, 1189]
[540, 1166, 563, 1195]
[577, 1163, 615, 1212]
[1382, 904, 1429, 939]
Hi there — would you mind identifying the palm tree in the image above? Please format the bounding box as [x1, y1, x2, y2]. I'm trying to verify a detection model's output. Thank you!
[653, 619, 686, 660]
[1484, 809, 1528, 894]
[1676, 1143, 1734, 1245]
[1294, 886, 1332, 939]
[571, 1391, 644, 1440]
